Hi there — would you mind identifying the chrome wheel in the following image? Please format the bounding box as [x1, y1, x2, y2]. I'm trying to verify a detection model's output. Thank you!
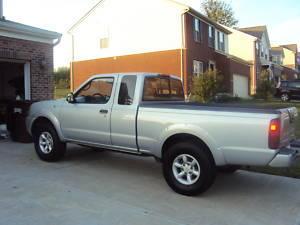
[39, 132, 54, 154]
[281, 93, 289, 102]
[172, 154, 201, 185]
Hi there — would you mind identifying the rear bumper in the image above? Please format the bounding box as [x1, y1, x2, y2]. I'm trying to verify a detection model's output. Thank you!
[268, 140, 300, 167]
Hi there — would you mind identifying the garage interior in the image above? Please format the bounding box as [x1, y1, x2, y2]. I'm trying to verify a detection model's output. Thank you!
[0, 61, 25, 138]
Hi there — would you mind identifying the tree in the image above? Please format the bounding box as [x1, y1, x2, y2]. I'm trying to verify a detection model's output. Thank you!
[54, 67, 70, 89]
[201, 0, 238, 27]
[191, 69, 223, 103]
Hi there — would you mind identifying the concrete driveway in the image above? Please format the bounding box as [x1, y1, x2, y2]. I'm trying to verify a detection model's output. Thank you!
[0, 140, 299, 225]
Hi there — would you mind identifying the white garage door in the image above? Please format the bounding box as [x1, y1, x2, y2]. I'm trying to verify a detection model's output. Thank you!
[233, 74, 249, 98]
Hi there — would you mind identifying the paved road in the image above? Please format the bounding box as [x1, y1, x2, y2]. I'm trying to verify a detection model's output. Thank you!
[0, 140, 299, 225]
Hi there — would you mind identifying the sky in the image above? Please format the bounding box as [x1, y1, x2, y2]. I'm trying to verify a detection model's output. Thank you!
[3, 0, 300, 68]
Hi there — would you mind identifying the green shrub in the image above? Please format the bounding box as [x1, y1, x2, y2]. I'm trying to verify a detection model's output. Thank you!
[255, 70, 275, 101]
[191, 70, 223, 103]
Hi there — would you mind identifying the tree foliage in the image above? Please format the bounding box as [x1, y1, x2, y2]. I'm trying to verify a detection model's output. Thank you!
[191, 69, 223, 103]
[201, 0, 238, 27]
[54, 67, 70, 89]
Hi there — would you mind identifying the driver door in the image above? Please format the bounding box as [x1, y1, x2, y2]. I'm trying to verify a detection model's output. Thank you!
[59, 75, 117, 146]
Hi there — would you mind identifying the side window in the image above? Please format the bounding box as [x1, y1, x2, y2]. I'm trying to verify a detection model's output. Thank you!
[281, 82, 287, 87]
[289, 82, 300, 88]
[143, 77, 184, 101]
[118, 76, 137, 105]
[75, 78, 114, 104]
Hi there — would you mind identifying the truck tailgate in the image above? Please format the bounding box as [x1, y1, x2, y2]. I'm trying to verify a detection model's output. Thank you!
[279, 107, 298, 147]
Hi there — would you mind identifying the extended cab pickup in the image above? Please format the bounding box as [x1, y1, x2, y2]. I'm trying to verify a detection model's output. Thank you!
[26, 73, 300, 195]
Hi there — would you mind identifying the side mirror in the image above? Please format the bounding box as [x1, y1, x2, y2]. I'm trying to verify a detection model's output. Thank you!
[66, 92, 75, 103]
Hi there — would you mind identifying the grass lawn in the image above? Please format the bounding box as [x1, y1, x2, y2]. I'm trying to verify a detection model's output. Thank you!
[236, 99, 300, 178]
[54, 88, 69, 99]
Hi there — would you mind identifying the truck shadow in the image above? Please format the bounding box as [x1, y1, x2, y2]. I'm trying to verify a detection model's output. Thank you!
[62, 144, 299, 199]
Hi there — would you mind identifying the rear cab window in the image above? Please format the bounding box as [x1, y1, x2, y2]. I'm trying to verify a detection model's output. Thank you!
[143, 76, 184, 101]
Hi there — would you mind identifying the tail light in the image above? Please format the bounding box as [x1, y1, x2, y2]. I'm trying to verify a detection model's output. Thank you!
[268, 118, 281, 149]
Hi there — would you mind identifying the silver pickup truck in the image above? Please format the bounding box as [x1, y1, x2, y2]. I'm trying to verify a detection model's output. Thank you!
[26, 73, 300, 196]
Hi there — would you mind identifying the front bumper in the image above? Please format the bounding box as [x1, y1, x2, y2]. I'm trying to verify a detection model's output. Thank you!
[268, 140, 300, 167]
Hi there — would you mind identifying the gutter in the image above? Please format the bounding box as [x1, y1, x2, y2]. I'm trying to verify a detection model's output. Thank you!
[53, 35, 62, 47]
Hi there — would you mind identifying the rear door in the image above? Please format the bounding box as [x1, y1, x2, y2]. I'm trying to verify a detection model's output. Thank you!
[288, 81, 300, 97]
[110, 75, 139, 151]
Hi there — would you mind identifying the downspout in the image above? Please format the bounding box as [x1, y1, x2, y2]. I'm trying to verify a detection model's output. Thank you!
[70, 34, 75, 92]
[181, 9, 189, 97]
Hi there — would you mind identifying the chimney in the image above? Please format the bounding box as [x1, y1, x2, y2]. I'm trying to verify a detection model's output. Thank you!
[0, 0, 3, 19]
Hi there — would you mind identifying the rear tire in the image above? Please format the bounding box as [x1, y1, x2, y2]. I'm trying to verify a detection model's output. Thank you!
[163, 142, 216, 196]
[33, 123, 66, 162]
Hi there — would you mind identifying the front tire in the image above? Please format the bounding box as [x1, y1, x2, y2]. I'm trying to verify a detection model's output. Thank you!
[163, 142, 216, 196]
[33, 123, 66, 162]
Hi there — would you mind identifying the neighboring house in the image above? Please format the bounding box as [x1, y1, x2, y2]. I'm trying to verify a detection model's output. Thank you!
[0, 0, 61, 101]
[270, 45, 299, 80]
[227, 25, 298, 93]
[226, 26, 258, 95]
[280, 44, 298, 70]
[69, 0, 250, 98]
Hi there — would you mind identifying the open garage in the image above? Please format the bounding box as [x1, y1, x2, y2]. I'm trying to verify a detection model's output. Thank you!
[0, 19, 61, 136]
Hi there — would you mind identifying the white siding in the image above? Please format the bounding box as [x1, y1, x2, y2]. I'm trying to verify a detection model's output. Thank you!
[227, 27, 256, 62]
[71, 0, 186, 61]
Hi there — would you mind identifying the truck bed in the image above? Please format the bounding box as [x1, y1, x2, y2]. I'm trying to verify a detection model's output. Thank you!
[139, 102, 284, 114]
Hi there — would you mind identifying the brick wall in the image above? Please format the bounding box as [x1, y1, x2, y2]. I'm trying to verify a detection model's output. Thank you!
[0, 36, 54, 100]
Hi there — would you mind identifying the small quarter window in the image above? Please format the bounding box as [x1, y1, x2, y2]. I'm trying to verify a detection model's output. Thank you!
[118, 75, 137, 105]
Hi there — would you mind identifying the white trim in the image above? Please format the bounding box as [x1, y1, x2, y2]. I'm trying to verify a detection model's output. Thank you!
[0, 20, 61, 44]
[0, 30, 54, 44]
[24, 62, 31, 100]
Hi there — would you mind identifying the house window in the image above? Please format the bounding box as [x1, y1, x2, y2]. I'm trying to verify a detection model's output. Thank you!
[193, 18, 201, 43]
[261, 46, 264, 57]
[100, 37, 109, 49]
[208, 26, 215, 48]
[217, 31, 225, 52]
[193, 60, 203, 76]
[209, 61, 216, 71]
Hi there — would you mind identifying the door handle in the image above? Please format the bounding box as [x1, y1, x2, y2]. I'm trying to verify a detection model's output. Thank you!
[99, 109, 108, 114]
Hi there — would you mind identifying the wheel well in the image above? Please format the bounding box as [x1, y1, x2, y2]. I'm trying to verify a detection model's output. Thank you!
[31, 117, 54, 135]
[162, 134, 215, 165]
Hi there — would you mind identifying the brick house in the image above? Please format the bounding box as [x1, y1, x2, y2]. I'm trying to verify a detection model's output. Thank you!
[0, 0, 61, 102]
[69, 0, 250, 98]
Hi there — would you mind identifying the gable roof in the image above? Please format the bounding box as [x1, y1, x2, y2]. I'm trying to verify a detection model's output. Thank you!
[0, 18, 62, 44]
[281, 44, 298, 53]
[238, 26, 266, 39]
[68, 0, 230, 34]
[238, 25, 270, 47]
